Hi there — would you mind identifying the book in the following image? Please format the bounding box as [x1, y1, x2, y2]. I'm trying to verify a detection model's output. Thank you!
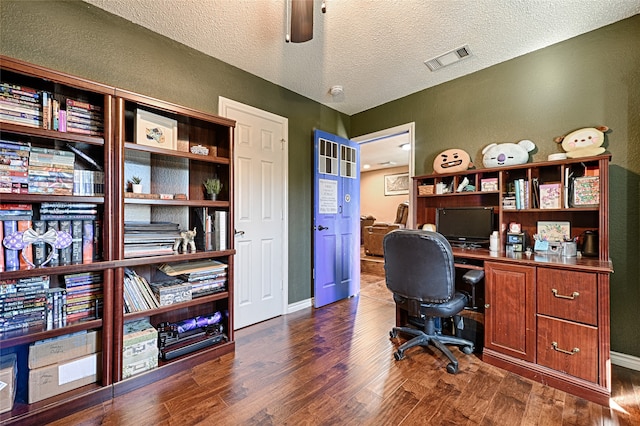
[45, 221, 59, 267]
[58, 220, 72, 266]
[17, 220, 32, 269]
[214, 210, 227, 251]
[71, 220, 83, 264]
[2, 220, 19, 271]
[82, 220, 94, 264]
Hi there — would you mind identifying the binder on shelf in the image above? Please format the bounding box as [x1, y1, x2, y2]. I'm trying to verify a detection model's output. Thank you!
[214, 210, 227, 251]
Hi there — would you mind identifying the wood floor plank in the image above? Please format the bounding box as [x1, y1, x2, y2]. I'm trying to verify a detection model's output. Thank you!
[47, 278, 640, 426]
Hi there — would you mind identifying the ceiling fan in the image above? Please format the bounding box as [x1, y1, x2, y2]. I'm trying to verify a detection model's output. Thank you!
[287, 0, 326, 43]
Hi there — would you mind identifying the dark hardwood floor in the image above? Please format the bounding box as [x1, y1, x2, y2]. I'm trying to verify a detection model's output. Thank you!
[49, 272, 640, 425]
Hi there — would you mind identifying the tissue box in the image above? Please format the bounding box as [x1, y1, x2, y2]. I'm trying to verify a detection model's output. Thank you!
[0, 354, 17, 413]
[29, 331, 100, 369]
[28, 352, 101, 403]
[122, 319, 158, 379]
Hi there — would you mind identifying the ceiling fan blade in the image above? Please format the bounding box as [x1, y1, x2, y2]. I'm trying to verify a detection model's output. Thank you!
[290, 0, 313, 43]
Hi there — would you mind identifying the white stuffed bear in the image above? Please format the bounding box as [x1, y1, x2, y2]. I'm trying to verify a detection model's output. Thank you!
[482, 140, 536, 168]
[554, 126, 608, 158]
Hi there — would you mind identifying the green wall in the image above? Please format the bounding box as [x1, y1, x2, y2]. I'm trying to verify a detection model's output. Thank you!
[352, 15, 640, 358]
[1, 0, 350, 304]
[2, 2, 639, 358]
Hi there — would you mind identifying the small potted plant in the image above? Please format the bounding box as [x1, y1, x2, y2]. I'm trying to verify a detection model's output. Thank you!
[130, 176, 142, 193]
[203, 177, 222, 200]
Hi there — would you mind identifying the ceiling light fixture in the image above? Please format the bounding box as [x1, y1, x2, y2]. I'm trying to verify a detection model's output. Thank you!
[363, 164, 371, 169]
[286, 0, 326, 43]
[400, 143, 411, 151]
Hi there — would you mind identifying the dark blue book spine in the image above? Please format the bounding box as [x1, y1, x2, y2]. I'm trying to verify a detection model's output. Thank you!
[32, 220, 46, 267]
[2, 220, 19, 271]
[58, 220, 72, 266]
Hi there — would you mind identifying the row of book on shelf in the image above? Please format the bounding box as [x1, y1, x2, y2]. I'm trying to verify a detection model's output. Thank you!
[1, 203, 100, 272]
[0, 272, 103, 334]
[1, 81, 104, 136]
[122, 260, 227, 313]
[124, 209, 227, 259]
[502, 175, 600, 210]
[1, 139, 104, 196]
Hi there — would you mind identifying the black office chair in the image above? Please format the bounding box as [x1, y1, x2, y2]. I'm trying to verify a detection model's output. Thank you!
[383, 229, 474, 374]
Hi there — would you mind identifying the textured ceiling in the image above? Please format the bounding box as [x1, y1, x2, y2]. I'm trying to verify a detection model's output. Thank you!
[83, 1, 639, 116]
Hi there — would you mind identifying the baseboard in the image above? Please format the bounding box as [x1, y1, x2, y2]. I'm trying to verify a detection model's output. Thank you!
[611, 351, 640, 371]
[287, 298, 312, 313]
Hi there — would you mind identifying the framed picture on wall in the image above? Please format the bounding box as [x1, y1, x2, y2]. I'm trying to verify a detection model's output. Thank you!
[384, 173, 409, 196]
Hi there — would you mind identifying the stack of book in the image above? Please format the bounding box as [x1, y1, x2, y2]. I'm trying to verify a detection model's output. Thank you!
[0, 139, 30, 194]
[38, 203, 99, 266]
[159, 259, 227, 298]
[0, 276, 50, 334]
[28, 147, 75, 195]
[0, 82, 42, 128]
[63, 272, 102, 323]
[1, 204, 34, 271]
[123, 269, 159, 313]
[124, 222, 181, 258]
[65, 98, 104, 137]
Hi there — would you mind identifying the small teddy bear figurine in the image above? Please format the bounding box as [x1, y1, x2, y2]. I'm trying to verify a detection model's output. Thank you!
[554, 126, 608, 158]
[173, 228, 197, 253]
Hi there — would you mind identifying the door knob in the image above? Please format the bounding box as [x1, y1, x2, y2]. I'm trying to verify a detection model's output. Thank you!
[235, 229, 245, 236]
[317, 225, 329, 231]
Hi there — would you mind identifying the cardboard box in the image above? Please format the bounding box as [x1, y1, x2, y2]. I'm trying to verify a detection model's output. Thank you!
[28, 352, 101, 403]
[29, 330, 101, 369]
[0, 353, 17, 414]
[123, 319, 158, 379]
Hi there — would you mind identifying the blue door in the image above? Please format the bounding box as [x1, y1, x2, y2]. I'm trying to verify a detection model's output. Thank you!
[313, 130, 360, 308]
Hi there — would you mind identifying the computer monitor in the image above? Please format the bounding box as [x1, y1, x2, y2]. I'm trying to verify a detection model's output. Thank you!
[435, 206, 494, 247]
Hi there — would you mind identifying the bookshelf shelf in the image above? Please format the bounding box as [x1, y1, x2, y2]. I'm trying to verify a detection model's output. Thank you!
[0, 319, 103, 348]
[123, 291, 230, 321]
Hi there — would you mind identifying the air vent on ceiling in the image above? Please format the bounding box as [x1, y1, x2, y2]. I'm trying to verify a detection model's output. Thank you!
[424, 45, 472, 71]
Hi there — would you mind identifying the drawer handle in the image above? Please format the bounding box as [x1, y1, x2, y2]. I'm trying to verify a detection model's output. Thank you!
[551, 289, 579, 300]
[551, 342, 580, 355]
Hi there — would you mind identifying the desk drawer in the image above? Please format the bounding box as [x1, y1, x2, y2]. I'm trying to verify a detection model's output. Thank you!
[537, 268, 597, 325]
[537, 315, 598, 383]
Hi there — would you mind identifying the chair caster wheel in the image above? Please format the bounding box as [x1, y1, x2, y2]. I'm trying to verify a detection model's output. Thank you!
[390, 330, 398, 339]
[462, 345, 474, 355]
[394, 351, 404, 361]
[446, 363, 458, 374]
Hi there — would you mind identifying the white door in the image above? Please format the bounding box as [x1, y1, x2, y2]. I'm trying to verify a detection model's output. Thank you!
[219, 97, 288, 330]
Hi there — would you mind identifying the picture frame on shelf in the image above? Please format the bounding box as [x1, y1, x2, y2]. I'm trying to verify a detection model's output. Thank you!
[135, 109, 177, 150]
[384, 173, 409, 196]
[538, 183, 561, 209]
[537, 221, 571, 242]
[571, 176, 600, 207]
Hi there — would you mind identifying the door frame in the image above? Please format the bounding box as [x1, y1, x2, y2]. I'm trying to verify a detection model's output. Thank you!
[218, 97, 289, 321]
[352, 122, 416, 227]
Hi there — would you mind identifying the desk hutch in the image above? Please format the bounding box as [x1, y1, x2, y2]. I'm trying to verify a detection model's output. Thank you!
[413, 154, 612, 405]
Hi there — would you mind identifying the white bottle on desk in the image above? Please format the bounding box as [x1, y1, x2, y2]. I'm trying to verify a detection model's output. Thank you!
[490, 231, 499, 253]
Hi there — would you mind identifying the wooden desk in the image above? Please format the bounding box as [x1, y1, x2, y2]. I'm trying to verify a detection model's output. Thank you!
[451, 247, 612, 405]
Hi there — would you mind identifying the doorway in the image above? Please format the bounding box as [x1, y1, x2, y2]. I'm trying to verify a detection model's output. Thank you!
[354, 123, 415, 227]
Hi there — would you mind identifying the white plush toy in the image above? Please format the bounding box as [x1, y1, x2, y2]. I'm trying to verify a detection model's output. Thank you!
[554, 126, 608, 158]
[482, 140, 536, 168]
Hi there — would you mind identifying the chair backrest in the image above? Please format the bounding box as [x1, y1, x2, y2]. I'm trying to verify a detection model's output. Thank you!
[383, 229, 456, 303]
[394, 202, 409, 225]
